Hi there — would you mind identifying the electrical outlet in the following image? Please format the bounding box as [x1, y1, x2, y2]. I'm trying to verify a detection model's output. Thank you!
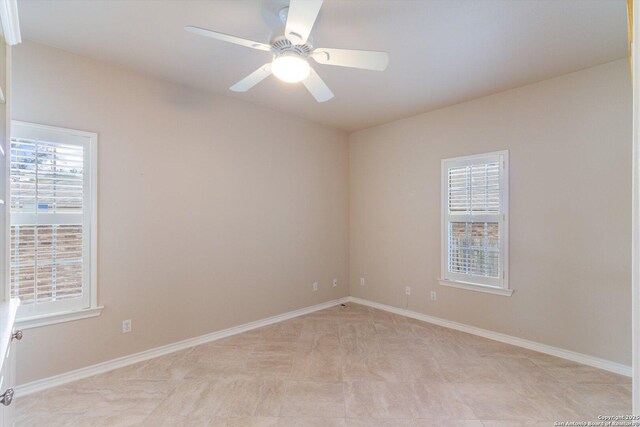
[431, 291, 437, 301]
[122, 319, 132, 333]
[313, 282, 318, 292]
[405, 286, 411, 296]
[360, 277, 365, 286]
[332, 278, 338, 287]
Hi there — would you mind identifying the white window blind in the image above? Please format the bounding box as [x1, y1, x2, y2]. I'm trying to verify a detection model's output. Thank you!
[441, 151, 509, 292]
[10, 122, 97, 319]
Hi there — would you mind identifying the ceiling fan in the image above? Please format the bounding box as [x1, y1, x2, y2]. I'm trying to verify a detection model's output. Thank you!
[185, 0, 389, 103]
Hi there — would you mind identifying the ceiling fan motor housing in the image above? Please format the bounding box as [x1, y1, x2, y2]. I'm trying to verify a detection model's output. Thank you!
[270, 34, 313, 59]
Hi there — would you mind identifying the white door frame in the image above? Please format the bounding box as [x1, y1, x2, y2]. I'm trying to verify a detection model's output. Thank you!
[632, 0, 639, 415]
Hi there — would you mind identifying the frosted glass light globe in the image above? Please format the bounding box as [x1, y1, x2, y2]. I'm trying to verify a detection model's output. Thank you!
[272, 53, 310, 83]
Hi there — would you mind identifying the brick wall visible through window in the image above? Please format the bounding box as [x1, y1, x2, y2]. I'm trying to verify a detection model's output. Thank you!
[11, 224, 84, 305]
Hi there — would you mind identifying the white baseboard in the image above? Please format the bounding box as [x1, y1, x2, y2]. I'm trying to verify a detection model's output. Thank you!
[16, 296, 350, 396]
[347, 296, 632, 377]
[17, 294, 630, 396]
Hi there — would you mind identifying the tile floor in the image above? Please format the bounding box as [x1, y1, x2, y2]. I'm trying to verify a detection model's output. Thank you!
[16, 303, 631, 426]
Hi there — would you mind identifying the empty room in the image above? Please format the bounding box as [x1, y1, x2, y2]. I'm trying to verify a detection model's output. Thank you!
[0, 0, 637, 426]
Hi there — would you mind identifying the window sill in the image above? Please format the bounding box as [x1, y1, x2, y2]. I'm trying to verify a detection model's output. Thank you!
[15, 306, 104, 330]
[438, 279, 514, 297]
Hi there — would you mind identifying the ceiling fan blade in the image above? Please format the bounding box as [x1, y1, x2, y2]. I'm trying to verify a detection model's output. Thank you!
[185, 26, 271, 52]
[302, 67, 334, 103]
[284, 0, 323, 45]
[230, 64, 272, 92]
[312, 48, 389, 71]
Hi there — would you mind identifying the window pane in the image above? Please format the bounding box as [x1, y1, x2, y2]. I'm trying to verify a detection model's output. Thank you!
[10, 136, 86, 307]
[448, 222, 499, 278]
[10, 224, 84, 305]
[448, 162, 500, 214]
[11, 138, 84, 214]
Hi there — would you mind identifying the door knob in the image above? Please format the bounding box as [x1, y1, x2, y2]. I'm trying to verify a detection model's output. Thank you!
[0, 388, 14, 406]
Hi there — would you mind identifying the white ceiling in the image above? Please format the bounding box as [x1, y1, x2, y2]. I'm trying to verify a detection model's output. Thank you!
[17, 0, 628, 132]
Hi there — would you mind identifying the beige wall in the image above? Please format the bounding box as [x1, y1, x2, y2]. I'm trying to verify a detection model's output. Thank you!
[349, 59, 632, 365]
[13, 42, 349, 384]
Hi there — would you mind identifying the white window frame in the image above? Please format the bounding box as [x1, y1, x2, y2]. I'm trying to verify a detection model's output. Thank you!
[10, 121, 102, 328]
[439, 150, 512, 297]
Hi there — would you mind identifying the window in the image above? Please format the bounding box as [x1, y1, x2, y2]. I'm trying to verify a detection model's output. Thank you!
[439, 150, 511, 296]
[10, 121, 100, 324]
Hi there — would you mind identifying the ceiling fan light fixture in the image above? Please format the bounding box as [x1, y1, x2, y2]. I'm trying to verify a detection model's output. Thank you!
[272, 53, 310, 83]
[186, 0, 389, 102]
